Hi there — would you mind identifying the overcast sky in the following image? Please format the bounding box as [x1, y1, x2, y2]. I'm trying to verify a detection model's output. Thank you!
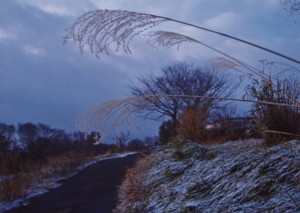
[0, 0, 299, 141]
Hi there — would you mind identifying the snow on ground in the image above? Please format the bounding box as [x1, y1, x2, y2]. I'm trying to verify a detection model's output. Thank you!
[118, 140, 300, 212]
[0, 152, 136, 212]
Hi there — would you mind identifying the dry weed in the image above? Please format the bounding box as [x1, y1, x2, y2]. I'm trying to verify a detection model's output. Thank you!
[0, 151, 94, 202]
[114, 153, 157, 212]
[0, 174, 32, 201]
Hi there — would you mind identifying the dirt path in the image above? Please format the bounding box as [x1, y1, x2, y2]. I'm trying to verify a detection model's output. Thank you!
[6, 153, 140, 213]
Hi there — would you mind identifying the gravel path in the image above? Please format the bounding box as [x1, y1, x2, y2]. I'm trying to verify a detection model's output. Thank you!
[6, 153, 140, 213]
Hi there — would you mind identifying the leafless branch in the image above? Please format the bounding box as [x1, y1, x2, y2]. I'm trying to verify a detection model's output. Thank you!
[281, 0, 300, 17]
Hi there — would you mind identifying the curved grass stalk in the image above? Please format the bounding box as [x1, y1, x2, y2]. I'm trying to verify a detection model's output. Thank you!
[76, 95, 300, 132]
[65, 10, 300, 64]
[65, 10, 300, 102]
[147, 31, 300, 105]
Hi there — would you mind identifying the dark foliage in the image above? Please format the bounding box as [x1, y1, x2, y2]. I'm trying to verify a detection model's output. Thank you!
[0, 122, 113, 174]
[127, 139, 145, 151]
[159, 120, 177, 144]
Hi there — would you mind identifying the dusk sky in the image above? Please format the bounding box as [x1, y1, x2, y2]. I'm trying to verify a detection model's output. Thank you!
[1, 0, 299, 141]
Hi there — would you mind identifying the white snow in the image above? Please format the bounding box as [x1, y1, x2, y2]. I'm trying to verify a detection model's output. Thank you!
[118, 140, 300, 212]
[0, 152, 136, 212]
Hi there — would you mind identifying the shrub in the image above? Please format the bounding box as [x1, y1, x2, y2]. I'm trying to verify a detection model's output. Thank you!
[247, 76, 300, 145]
[177, 107, 208, 143]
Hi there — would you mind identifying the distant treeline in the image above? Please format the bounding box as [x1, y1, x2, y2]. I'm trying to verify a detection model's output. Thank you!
[0, 122, 156, 174]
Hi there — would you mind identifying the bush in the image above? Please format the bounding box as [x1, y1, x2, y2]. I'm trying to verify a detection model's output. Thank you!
[247, 76, 300, 145]
[177, 107, 208, 143]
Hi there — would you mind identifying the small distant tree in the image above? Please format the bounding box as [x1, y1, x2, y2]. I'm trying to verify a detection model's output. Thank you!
[114, 131, 130, 150]
[37, 123, 56, 141]
[18, 123, 38, 146]
[0, 123, 16, 142]
[72, 131, 86, 142]
[127, 138, 144, 151]
[0, 132, 10, 156]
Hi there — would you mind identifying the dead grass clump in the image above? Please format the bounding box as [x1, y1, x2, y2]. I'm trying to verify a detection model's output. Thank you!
[38, 151, 91, 178]
[246, 77, 300, 146]
[102, 149, 113, 158]
[0, 174, 32, 201]
[0, 151, 95, 202]
[113, 154, 157, 212]
[177, 107, 208, 143]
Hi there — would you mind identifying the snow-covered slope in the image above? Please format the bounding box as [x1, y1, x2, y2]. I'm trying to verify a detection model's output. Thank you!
[117, 140, 300, 212]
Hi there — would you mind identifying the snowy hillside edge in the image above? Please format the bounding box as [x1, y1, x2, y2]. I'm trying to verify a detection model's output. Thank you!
[115, 140, 300, 212]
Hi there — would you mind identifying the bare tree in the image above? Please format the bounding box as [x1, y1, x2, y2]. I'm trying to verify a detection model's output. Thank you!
[0, 123, 16, 142]
[281, 0, 300, 18]
[18, 123, 38, 146]
[130, 63, 238, 126]
[114, 131, 130, 149]
[37, 123, 57, 141]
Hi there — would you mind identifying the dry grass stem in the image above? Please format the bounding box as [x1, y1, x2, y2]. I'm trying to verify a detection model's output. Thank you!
[76, 94, 300, 133]
[65, 10, 300, 64]
[114, 154, 156, 212]
[263, 130, 300, 138]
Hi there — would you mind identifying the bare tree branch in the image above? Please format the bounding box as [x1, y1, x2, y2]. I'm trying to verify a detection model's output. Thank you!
[281, 0, 300, 17]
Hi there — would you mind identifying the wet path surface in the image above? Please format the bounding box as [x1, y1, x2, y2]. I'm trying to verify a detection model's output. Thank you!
[7, 154, 140, 213]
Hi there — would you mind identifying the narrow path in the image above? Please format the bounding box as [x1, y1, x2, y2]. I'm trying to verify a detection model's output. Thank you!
[7, 153, 140, 213]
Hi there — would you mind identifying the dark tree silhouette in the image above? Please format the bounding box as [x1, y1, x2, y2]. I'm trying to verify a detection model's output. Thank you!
[130, 63, 238, 126]
[281, 0, 300, 18]
[18, 123, 38, 146]
[114, 131, 130, 149]
[159, 120, 176, 143]
[127, 138, 144, 151]
[37, 123, 57, 141]
[0, 123, 15, 142]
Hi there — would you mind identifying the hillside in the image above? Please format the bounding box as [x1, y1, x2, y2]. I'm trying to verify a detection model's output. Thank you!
[115, 139, 300, 212]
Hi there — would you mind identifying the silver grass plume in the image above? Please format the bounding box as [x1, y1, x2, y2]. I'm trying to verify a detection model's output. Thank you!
[146, 31, 198, 50]
[64, 10, 167, 57]
[65, 9, 300, 64]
